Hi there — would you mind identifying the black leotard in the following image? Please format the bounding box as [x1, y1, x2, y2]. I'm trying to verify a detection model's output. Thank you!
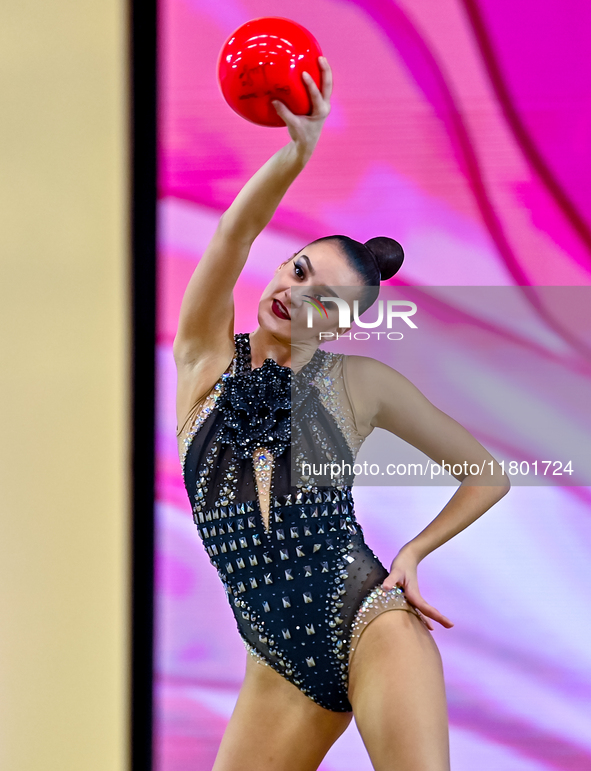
[182, 333, 416, 712]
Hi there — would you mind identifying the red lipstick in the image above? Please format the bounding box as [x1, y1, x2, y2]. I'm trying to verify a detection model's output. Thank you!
[272, 299, 291, 320]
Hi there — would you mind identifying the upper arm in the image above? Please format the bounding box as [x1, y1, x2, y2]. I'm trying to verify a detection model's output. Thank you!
[173, 219, 252, 431]
[173, 218, 253, 367]
[174, 142, 307, 367]
[347, 356, 499, 481]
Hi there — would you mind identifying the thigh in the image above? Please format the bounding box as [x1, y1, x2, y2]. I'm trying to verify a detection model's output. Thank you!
[213, 655, 352, 771]
[348, 610, 450, 771]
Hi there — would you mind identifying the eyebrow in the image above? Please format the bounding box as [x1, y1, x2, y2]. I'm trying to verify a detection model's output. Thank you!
[300, 254, 315, 275]
[296, 254, 339, 298]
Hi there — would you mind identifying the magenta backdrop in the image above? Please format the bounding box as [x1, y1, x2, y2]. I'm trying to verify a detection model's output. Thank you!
[155, 1, 591, 769]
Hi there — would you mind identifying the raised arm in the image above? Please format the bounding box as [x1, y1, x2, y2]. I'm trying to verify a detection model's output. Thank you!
[346, 356, 510, 629]
[173, 58, 333, 372]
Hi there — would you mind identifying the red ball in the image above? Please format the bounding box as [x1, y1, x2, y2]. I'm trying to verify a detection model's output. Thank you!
[217, 17, 323, 127]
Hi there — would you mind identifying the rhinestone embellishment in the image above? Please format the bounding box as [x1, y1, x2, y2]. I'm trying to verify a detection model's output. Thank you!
[184, 334, 415, 713]
[253, 447, 274, 531]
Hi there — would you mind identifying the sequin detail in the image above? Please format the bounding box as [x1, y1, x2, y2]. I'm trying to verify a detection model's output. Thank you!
[180, 372, 231, 471]
[253, 447, 273, 531]
[182, 333, 405, 712]
[348, 585, 421, 667]
[313, 355, 364, 458]
[290, 352, 356, 491]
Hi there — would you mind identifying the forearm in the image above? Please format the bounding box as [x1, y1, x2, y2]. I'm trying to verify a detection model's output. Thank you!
[219, 140, 310, 244]
[399, 478, 510, 563]
[173, 61, 332, 360]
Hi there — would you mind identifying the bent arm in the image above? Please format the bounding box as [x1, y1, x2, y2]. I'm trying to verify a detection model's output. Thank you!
[173, 141, 310, 366]
[173, 60, 333, 369]
[346, 356, 510, 628]
[349, 356, 511, 561]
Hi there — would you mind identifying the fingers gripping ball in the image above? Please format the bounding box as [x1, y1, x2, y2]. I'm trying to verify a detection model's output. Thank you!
[217, 17, 323, 127]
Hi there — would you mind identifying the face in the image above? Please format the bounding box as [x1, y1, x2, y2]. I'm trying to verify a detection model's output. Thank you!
[257, 241, 366, 343]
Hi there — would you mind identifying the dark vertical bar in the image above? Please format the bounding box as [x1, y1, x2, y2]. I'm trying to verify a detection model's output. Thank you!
[130, 0, 157, 766]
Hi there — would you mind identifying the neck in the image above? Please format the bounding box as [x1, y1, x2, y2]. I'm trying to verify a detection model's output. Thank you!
[249, 327, 320, 372]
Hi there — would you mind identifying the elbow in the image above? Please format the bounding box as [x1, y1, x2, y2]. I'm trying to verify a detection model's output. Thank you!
[498, 472, 511, 500]
[489, 458, 510, 500]
[217, 211, 258, 246]
[217, 210, 230, 232]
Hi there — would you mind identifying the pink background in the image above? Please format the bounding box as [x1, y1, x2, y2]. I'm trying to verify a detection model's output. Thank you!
[156, 1, 591, 768]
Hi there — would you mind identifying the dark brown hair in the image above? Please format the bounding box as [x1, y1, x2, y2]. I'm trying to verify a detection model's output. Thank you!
[311, 234, 404, 311]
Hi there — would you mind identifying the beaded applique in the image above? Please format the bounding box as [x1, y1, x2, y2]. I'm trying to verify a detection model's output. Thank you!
[217, 355, 291, 459]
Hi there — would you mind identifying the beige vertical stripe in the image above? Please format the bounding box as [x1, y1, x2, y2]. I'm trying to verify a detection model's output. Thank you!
[0, 0, 130, 769]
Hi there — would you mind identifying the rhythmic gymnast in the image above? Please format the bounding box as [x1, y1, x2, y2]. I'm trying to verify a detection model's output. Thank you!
[174, 57, 510, 771]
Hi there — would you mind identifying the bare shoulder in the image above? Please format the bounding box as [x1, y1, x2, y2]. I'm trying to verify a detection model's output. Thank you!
[343, 354, 416, 395]
[345, 354, 401, 376]
[343, 354, 433, 431]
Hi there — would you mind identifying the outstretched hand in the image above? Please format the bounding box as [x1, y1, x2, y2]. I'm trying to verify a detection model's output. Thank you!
[383, 549, 454, 631]
[272, 56, 333, 157]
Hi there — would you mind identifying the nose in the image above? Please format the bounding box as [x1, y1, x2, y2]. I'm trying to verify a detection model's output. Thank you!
[286, 287, 301, 309]
[280, 286, 295, 308]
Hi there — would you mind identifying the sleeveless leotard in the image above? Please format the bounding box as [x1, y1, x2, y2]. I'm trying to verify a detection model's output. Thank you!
[181, 333, 420, 712]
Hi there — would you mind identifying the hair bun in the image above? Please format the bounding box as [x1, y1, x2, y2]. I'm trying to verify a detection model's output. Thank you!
[365, 237, 404, 281]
